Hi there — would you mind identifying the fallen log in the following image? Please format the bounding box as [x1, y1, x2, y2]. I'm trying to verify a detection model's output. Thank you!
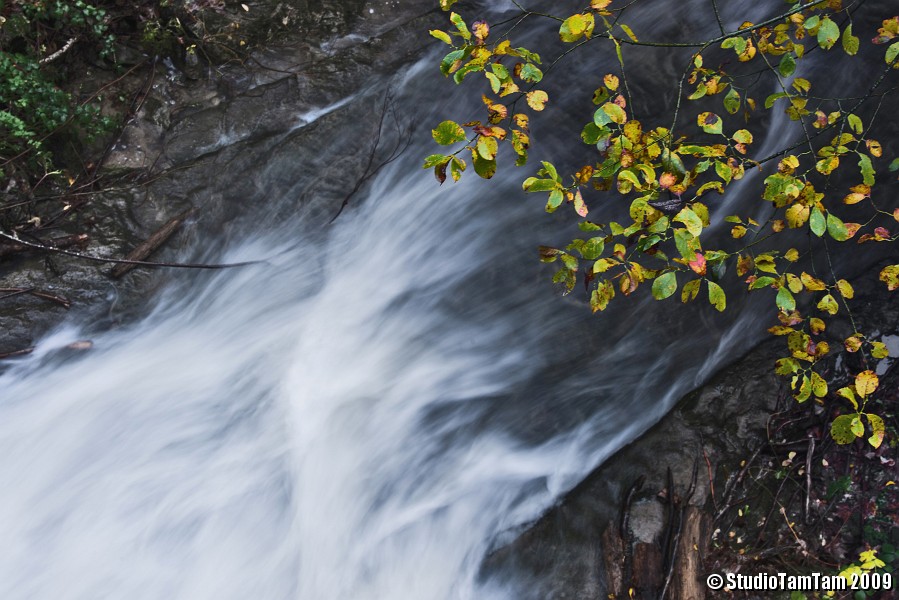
[110, 208, 196, 278]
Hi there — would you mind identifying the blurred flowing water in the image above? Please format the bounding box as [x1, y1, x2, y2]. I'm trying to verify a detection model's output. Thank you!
[0, 1, 889, 598]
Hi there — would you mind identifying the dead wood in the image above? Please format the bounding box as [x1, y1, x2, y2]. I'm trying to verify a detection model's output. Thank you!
[110, 208, 196, 278]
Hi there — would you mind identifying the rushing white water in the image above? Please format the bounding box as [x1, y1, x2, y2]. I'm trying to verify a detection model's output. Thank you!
[3, 1, 883, 598]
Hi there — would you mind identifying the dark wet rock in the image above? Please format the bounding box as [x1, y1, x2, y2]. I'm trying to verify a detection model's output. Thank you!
[486, 277, 899, 599]
[1, 0, 438, 355]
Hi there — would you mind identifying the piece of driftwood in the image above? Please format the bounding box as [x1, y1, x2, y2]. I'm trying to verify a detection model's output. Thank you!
[601, 524, 627, 599]
[0, 347, 34, 360]
[110, 208, 195, 278]
[633, 542, 664, 598]
[669, 507, 710, 600]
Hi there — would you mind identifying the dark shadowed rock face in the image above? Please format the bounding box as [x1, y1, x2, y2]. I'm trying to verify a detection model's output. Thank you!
[481, 338, 784, 599]
[0, 0, 436, 357]
[483, 276, 899, 599]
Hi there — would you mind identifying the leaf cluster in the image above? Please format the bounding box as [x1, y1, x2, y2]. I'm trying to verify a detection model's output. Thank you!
[425, 1, 899, 449]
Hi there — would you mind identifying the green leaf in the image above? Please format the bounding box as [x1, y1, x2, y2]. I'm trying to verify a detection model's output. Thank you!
[429, 30, 453, 45]
[652, 271, 678, 300]
[751, 276, 777, 290]
[796, 375, 812, 403]
[837, 386, 859, 410]
[732, 129, 753, 144]
[858, 153, 875, 186]
[887, 41, 899, 65]
[472, 153, 496, 179]
[688, 82, 708, 101]
[810, 207, 826, 237]
[831, 414, 860, 444]
[453, 63, 484, 84]
[826, 212, 850, 241]
[582, 237, 605, 260]
[721, 36, 747, 55]
[519, 63, 543, 83]
[438, 0, 458, 10]
[765, 92, 789, 109]
[477, 135, 498, 160]
[560, 253, 578, 270]
[817, 17, 840, 50]
[842, 24, 860, 55]
[715, 160, 732, 184]
[867, 413, 885, 449]
[423, 154, 449, 168]
[522, 177, 558, 192]
[432, 120, 467, 145]
[847, 113, 863, 135]
[811, 371, 828, 398]
[449, 12, 471, 41]
[723, 87, 740, 114]
[697, 112, 723, 135]
[593, 258, 617, 273]
[559, 13, 595, 43]
[440, 49, 465, 76]
[591, 280, 615, 312]
[776, 286, 796, 311]
[681, 279, 700, 302]
[707, 280, 726, 312]
[450, 157, 466, 182]
[485, 72, 501, 93]
[540, 160, 560, 182]
[779, 54, 796, 77]
[545, 189, 563, 212]
[674, 207, 703, 236]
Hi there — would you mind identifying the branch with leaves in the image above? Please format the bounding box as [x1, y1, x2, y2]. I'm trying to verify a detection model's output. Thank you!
[425, 1, 899, 449]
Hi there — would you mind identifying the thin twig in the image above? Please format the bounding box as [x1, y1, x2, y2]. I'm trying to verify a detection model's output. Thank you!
[0, 230, 261, 271]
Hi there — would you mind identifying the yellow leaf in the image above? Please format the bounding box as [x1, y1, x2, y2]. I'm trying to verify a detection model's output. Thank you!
[619, 24, 638, 43]
[785, 203, 810, 228]
[855, 370, 879, 397]
[836, 279, 854, 299]
[603, 74, 620, 91]
[526, 90, 549, 111]
[800, 272, 826, 290]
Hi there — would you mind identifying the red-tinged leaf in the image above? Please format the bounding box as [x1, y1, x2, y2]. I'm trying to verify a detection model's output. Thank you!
[434, 162, 448, 184]
[689, 252, 707, 275]
[844, 223, 861, 238]
[574, 189, 588, 217]
[659, 172, 677, 189]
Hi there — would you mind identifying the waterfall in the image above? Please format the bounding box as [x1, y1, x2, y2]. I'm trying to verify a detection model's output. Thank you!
[0, 1, 887, 598]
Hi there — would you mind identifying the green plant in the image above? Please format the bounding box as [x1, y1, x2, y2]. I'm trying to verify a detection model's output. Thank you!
[425, 1, 899, 447]
[0, 1, 117, 170]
